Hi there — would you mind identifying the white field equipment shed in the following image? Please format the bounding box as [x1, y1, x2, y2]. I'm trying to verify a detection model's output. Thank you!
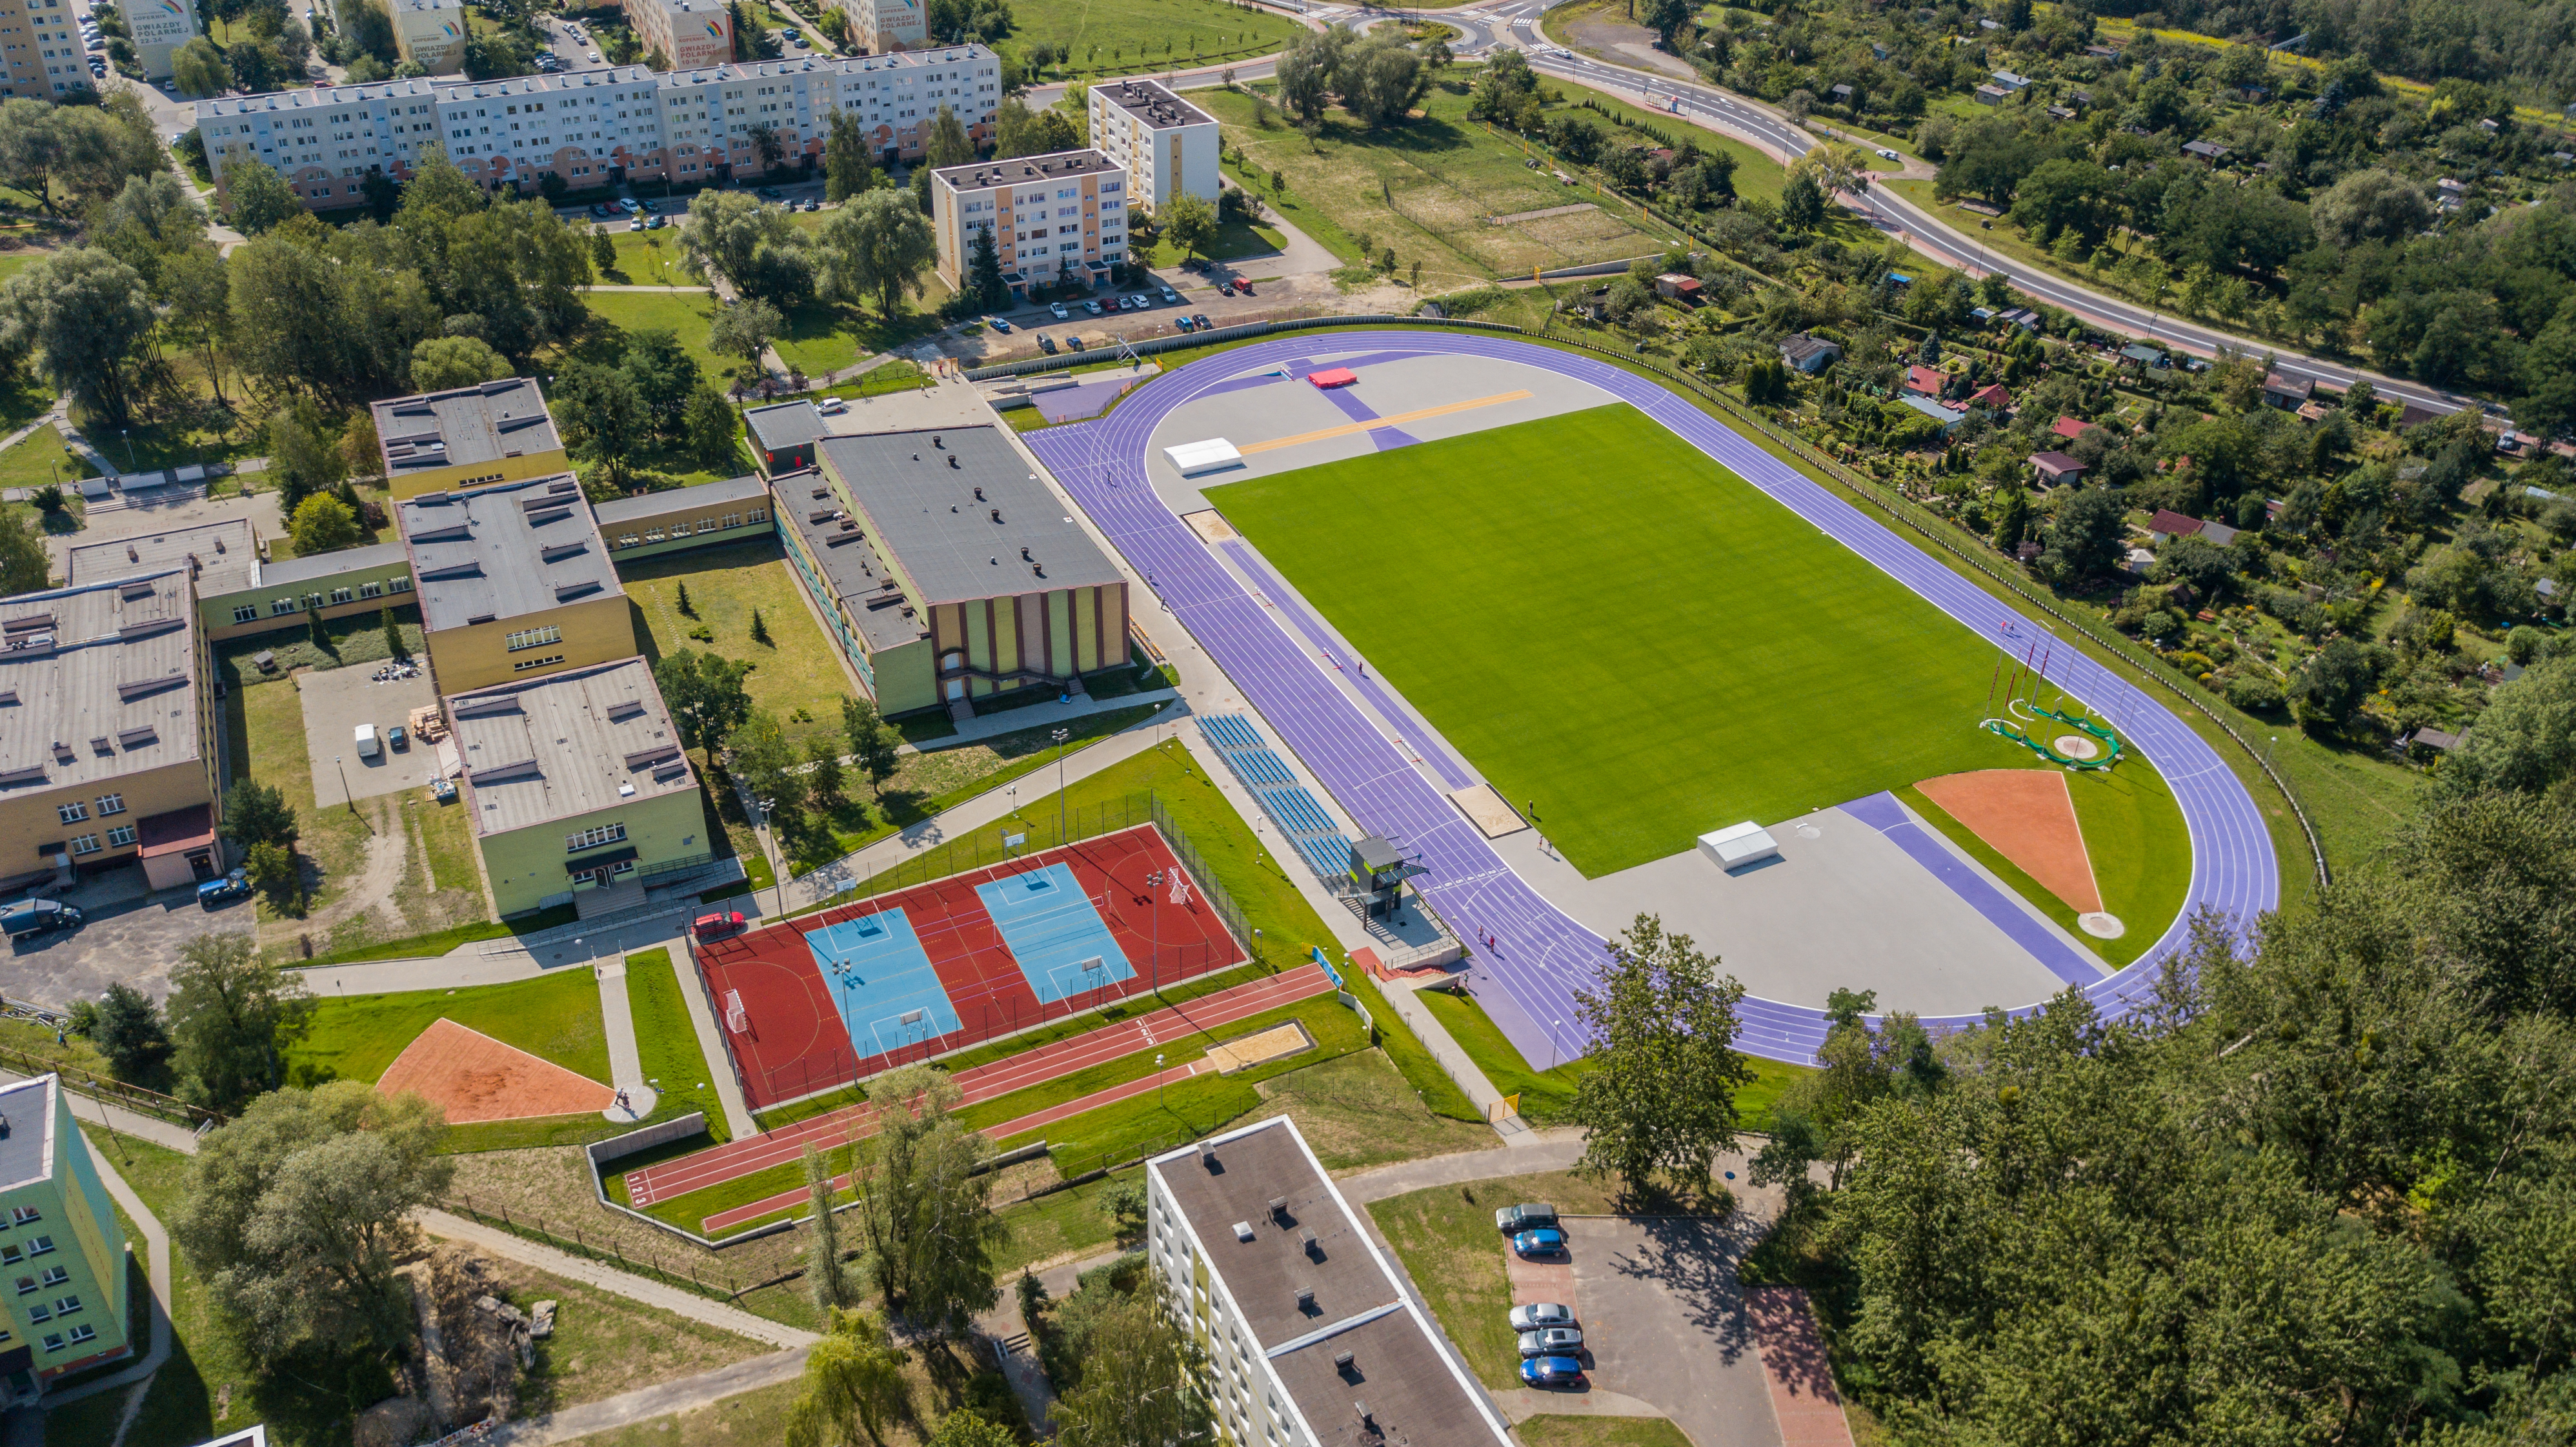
[1699, 821, 1781, 870]
[1165, 438, 1243, 477]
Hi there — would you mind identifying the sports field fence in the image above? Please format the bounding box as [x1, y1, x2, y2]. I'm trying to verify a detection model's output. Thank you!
[969, 317, 2332, 893]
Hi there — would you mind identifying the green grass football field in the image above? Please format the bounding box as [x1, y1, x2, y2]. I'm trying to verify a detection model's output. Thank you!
[1211, 403, 2162, 879]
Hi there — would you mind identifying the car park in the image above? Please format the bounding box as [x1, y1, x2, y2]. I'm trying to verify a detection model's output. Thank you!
[987, 316, 1012, 332]
[1049, 301, 1070, 319]
[355, 723, 381, 758]
[692, 910, 749, 938]
[1520, 1357, 1584, 1388]
[1517, 1327, 1583, 1359]
[1496, 1202, 1559, 1232]
[1159, 286, 1180, 305]
[197, 869, 252, 908]
[1513, 1227, 1569, 1258]
[1508, 1303, 1575, 1331]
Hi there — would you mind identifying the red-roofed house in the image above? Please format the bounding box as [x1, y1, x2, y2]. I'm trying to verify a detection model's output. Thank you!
[1904, 365, 1946, 397]
[2262, 371, 2314, 409]
[2052, 415, 2094, 441]
[1966, 382, 2013, 412]
[2029, 450, 2088, 485]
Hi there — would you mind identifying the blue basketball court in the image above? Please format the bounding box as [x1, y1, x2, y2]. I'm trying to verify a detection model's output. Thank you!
[801, 908, 965, 1062]
[974, 864, 1136, 1006]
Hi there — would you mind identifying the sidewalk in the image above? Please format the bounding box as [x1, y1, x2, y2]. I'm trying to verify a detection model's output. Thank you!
[595, 958, 659, 1122]
[481, 1348, 811, 1447]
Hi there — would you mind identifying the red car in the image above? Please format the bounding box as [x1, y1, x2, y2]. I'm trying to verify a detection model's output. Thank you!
[692, 911, 749, 939]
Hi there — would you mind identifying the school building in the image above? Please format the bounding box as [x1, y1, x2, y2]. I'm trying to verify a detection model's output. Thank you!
[371, 377, 567, 501]
[395, 474, 636, 695]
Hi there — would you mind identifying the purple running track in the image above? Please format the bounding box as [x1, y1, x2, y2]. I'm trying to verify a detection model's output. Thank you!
[1025, 333, 2277, 1067]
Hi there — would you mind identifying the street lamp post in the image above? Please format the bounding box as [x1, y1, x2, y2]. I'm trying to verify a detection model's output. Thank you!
[1052, 727, 1070, 840]
[1156, 1051, 1166, 1113]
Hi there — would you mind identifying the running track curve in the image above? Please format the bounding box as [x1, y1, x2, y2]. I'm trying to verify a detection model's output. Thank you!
[1025, 332, 2279, 1068]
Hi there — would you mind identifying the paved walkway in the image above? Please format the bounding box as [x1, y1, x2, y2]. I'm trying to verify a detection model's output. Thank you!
[595, 958, 659, 1123]
[481, 1347, 811, 1446]
[1372, 974, 1523, 1138]
[1337, 1133, 1587, 1204]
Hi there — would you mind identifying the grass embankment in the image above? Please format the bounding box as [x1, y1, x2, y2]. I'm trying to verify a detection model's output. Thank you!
[998, 0, 1302, 78]
[1416, 984, 1807, 1128]
[626, 946, 738, 1146]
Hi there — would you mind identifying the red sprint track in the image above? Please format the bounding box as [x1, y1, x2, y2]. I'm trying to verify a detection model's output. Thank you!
[628, 964, 1334, 1208]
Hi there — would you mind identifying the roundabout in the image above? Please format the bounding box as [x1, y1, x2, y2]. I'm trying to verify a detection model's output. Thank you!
[1023, 331, 2279, 1066]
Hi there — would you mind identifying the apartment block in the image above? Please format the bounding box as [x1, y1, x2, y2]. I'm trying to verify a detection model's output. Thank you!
[0, 0, 88, 97]
[389, 0, 468, 73]
[929, 148, 1127, 296]
[370, 376, 566, 501]
[0, 1076, 132, 1399]
[0, 572, 223, 895]
[840, 0, 924, 53]
[193, 49, 1002, 207]
[394, 474, 636, 694]
[1144, 1118, 1515, 1447]
[627, 0, 732, 72]
[1087, 77, 1219, 214]
[110, 0, 202, 80]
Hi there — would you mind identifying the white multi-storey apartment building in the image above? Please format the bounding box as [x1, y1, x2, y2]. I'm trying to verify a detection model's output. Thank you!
[928, 148, 1125, 297]
[192, 49, 1001, 208]
[1144, 1118, 1517, 1447]
[110, 0, 201, 81]
[1087, 76, 1218, 215]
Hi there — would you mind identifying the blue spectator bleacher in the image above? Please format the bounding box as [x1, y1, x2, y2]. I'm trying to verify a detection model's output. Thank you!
[1196, 714, 1353, 885]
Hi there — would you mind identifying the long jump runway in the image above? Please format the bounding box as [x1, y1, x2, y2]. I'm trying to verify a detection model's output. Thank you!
[1025, 333, 2279, 1068]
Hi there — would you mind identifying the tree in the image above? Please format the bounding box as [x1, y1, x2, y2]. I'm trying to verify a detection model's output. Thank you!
[172, 38, 232, 97]
[845, 1066, 1007, 1333]
[2291, 635, 2375, 731]
[380, 604, 405, 660]
[589, 223, 617, 276]
[266, 401, 346, 518]
[2039, 486, 2125, 582]
[1162, 191, 1217, 263]
[965, 224, 1007, 311]
[1779, 171, 1826, 232]
[2311, 168, 2433, 250]
[928, 1410, 1019, 1447]
[923, 105, 974, 169]
[160, 245, 234, 403]
[288, 493, 363, 556]
[0, 511, 46, 596]
[730, 709, 804, 818]
[843, 695, 900, 795]
[683, 189, 798, 292]
[655, 649, 756, 760]
[2437, 653, 2576, 795]
[1638, 0, 1693, 43]
[166, 932, 317, 1114]
[0, 247, 156, 427]
[221, 781, 299, 851]
[1567, 914, 1756, 1199]
[552, 359, 650, 486]
[409, 334, 510, 392]
[808, 737, 846, 812]
[751, 607, 772, 645]
[1337, 35, 1428, 128]
[0, 99, 63, 213]
[785, 1309, 910, 1447]
[709, 296, 784, 369]
[819, 188, 936, 319]
[825, 108, 874, 201]
[1051, 1293, 1208, 1447]
[86, 982, 172, 1089]
[685, 385, 741, 471]
[221, 153, 301, 236]
[172, 1082, 452, 1365]
[622, 329, 702, 437]
[803, 1143, 850, 1317]
[1274, 25, 1347, 124]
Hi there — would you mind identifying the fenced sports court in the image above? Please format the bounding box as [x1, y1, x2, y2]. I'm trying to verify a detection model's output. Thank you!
[690, 802, 1249, 1111]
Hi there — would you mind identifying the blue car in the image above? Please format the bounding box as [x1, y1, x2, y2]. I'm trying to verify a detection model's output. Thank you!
[1521, 1356, 1584, 1388]
[197, 868, 250, 907]
[987, 316, 1012, 333]
[1513, 1228, 1568, 1258]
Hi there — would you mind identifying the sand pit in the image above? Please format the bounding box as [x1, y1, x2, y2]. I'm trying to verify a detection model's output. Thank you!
[378, 1018, 614, 1124]
[1204, 1020, 1314, 1074]
[1915, 770, 2103, 915]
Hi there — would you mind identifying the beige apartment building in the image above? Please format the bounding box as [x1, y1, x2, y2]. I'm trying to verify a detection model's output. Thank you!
[838, 0, 923, 52]
[0, 0, 88, 97]
[929, 148, 1128, 297]
[628, 0, 732, 70]
[390, 0, 469, 73]
[1087, 77, 1219, 214]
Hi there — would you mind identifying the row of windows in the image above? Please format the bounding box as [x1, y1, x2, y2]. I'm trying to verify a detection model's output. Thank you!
[24, 1293, 79, 1322]
[41, 1322, 95, 1352]
[607, 509, 769, 549]
[567, 822, 627, 853]
[54, 794, 121, 824]
[512, 654, 567, 672]
[63, 828, 136, 856]
[505, 624, 564, 653]
[236, 576, 409, 623]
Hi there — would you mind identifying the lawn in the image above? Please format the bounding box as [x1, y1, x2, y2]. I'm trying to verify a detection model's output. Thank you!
[769, 287, 953, 381]
[286, 968, 610, 1088]
[1138, 212, 1289, 268]
[1416, 984, 1807, 1129]
[602, 227, 699, 287]
[999, 0, 1303, 78]
[581, 287, 729, 382]
[1202, 82, 1684, 289]
[625, 946, 737, 1145]
[618, 536, 857, 753]
[1211, 403, 2088, 876]
[0, 426, 89, 494]
[1518, 1418, 1698, 1447]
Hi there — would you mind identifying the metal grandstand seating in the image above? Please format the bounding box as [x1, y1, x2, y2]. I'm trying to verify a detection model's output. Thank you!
[1196, 714, 1353, 885]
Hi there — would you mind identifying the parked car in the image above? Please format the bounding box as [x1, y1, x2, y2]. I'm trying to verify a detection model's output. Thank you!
[757, 186, 783, 199]
[1175, 315, 1195, 332]
[1194, 313, 1213, 329]
[197, 869, 252, 908]
[620, 197, 644, 214]
[1875, 147, 1901, 161]
[1238, 279, 1256, 295]
[1508, 1303, 1576, 1331]
[0, 900, 82, 939]
[692, 910, 749, 938]
[590, 202, 618, 218]
[1066, 334, 1087, 350]
[1495, 1202, 1558, 1233]
[987, 316, 1012, 332]
[1220, 281, 1237, 296]
[388, 723, 409, 751]
[354, 723, 381, 759]
[1520, 1357, 1584, 1388]
[1049, 301, 1071, 320]
[1517, 1327, 1583, 1359]
[1037, 333, 1058, 354]
[1159, 286, 1180, 305]
[800, 198, 819, 212]
[1083, 299, 1103, 315]
[643, 214, 665, 229]
[1513, 1227, 1569, 1258]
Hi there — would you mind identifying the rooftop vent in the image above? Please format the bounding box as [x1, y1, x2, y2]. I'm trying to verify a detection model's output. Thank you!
[1268, 1195, 1290, 1222]
[1231, 1221, 1254, 1243]
[1295, 1287, 1316, 1311]
[1333, 1351, 1355, 1373]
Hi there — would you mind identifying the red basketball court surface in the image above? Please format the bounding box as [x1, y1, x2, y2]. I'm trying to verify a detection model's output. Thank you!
[689, 825, 1245, 1112]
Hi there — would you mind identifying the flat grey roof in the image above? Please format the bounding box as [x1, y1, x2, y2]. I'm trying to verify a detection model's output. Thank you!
[396, 474, 622, 632]
[1270, 1304, 1506, 1447]
[777, 470, 933, 653]
[64, 519, 258, 598]
[259, 540, 412, 589]
[447, 656, 696, 836]
[371, 377, 560, 477]
[931, 148, 1118, 191]
[0, 572, 202, 798]
[743, 401, 827, 456]
[0, 1075, 52, 1192]
[1092, 77, 1213, 129]
[817, 427, 1123, 606]
[594, 473, 771, 526]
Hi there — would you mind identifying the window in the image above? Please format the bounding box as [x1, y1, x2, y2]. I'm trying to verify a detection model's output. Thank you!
[390, 576, 413, 593]
[54, 802, 85, 824]
[330, 587, 354, 605]
[106, 825, 135, 849]
[66, 836, 99, 856]
[38, 1333, 59, 1353]
[30, 1239, 55, 1259]
[361, 581, 383, 598]
[96, 794, 123, 817]
[65, 1323, 91, 1345]
[512, 654, 565, 672]
[12, 1277, 31, 1296]
[24, 1302, 45, 1322]
[505, 625, 563, 653]
[749, 507, 769, 523]
[272, 598, 296, 616]
[567, 822, 626, 852]
[232, 605, 258, 623]
[52, 1295, 77, 1317]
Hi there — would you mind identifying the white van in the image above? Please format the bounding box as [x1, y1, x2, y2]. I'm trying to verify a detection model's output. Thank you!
[354, 724, 381, 760]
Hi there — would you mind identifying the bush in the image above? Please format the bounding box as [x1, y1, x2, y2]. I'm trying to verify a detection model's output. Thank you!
[2142, 609, 2182, 643]
[2226, 674, 2286, 713]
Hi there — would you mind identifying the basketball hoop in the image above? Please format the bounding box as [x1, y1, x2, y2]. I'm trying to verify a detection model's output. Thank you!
[723, 989, 747, 1034]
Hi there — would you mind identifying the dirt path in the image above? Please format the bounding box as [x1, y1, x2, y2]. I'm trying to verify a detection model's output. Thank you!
[297, 796, 410, 936]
